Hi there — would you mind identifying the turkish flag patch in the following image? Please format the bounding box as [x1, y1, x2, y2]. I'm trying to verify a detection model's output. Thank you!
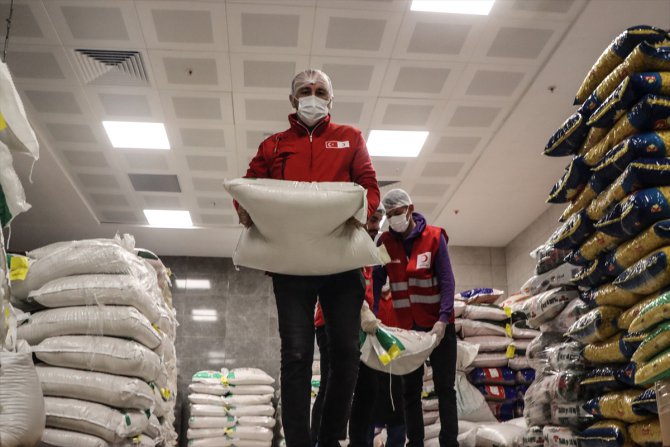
[325, 140, 350, 149]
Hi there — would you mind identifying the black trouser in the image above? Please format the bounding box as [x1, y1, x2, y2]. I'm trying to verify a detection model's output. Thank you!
[311, 325, 330, 445]
[273, 270, 365, 447]
[402, 324, 458, 447]
[349, 363, 405, 447]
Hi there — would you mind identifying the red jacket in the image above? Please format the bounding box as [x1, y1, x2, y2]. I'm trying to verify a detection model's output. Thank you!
[377, 289, 398, 327]
[315, 266, 374, 328]
[380, 225, 447, 330]
[244, 114, 380, 218]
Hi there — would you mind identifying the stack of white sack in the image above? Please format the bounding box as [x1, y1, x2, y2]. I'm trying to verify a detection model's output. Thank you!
[10, 235, 179, 446]
[187, 368, 276, 447]
[422, 338, 497, 441]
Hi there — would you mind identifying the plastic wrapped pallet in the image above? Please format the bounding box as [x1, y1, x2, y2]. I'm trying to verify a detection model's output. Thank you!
[224, 178, 383, 275]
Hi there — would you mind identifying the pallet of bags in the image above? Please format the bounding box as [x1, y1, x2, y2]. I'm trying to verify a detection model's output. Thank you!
[10, 236, 179, 446]
[187, 368, 276, 447]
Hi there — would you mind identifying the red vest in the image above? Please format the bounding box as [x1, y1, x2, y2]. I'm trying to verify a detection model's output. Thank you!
[380, 225, 447, 330]
[377, 289, 398, 327]
[314, 266, 373, 328]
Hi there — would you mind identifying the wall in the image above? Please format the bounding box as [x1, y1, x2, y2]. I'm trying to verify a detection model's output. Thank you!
[162, 247, 506, 441]
[505, 206, 563, 293]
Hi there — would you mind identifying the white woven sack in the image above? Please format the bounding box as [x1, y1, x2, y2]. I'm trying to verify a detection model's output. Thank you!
[0, 340, 45, 447]
[230, 441, 272, 447]
[25, 274, 162, 323]
[476, 423, 525, 447]
[508, 356, 531, 370]
[191, 404, 228, 417]
[18, 305, 161, 348]
[36, 365, 154, 410]
[224, 178, 382, 275]
[0, 142, 31, 224]
[226, 405, 275, 417]
[463, 336, 510, 353]
[0, 61, 39, 157]
[423, 411, 439, 426]
[188, 416, 237, 429]
[223, 394, 273, 407]
[237, 416, 276, 428]
[459, 320, 507, 338]
[227, 426, 274, 441]
[471, 353, 509, 368]
[189, 382, 230, 396]
[143, 413, 161, 439]
[188, 428, 228, 439]
[225, 367, 275, 385]
[32, 335, 162, 382]
[425, 421, 440, 440]
[44, 396, 147, 444]
[115, 434, 156, 447]
[462, 305, 508, 321]
[228, 385, 275, 395]
[40, 428, 109, 447]
[422, 399, 439, 412]
[360, 325, 438, 375]
[189, 393, 226, 406]
[11, 242, 143, 299]
[188, 439, 233, 447]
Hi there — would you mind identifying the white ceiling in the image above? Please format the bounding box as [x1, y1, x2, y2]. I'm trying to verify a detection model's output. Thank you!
[2, 0, 669, 256]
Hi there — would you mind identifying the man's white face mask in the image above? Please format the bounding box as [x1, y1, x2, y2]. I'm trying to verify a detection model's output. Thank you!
[388, 211, 410, 233]
[297, 95, 329, 127]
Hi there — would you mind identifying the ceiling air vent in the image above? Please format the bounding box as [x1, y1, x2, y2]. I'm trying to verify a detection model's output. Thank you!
[74, 49, 149, 86]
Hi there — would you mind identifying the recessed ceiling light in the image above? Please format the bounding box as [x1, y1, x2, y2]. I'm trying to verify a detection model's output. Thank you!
[192, 309, 218, 322]
[143, 209, 193, 228]
[103, 121, 170, 150]
[175, 279, 211, 290]
[368, 130, 429, 157]
[411, 0, 495, 15]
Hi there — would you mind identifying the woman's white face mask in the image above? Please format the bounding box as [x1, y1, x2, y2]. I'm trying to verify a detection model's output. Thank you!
[388, 211, 410, 233]
[296, 95, 329, 127]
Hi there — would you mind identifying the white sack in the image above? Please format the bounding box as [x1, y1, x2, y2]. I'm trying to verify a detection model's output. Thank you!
[18, 305, 161, 348]
[229, 385, 275, 395]
[227, 426, 274, 441]
[224, 178, 382, 275]
[190, 404, 228, 417]
[462, 304, 508, 321]
[463, 336, 510, 353]
[36, 365, 154, 410]
[190, 382, 230, 396]
[476, 423, 526, 447]
[225, 367, 275, 385]
[44, 396, 147, 444]
[227, 405, 275, 417]
[508, 356, 531, 370]
[32, 335, 162, 382]
[360, 325, 438, 375]
[142, 413, 161, 439]
[115, 435, 156, 447]
[423, 410, 439, 426]
[188, 428, 229, 440]
[39, 428, 109, 447]
[11, 242, 145, 299]
[0, 142, 30, 224]
[223, 394, 273, 407]
[238, 416, 276, 428]
[190, 393, 226, 406]
[459, 319, 507, 337]
[25, 274, 163, 323]
[188, 416, 237, 429]
[456, 340, 480, 371]
[0, 340, 45, 447]
[471, 353, 509, 368]
[425, 421, 440, 440]
[521, 263, 580, 296]
[187, 439, 232, 447]
[0, 61, 39, 157]
[458, 428, 477, 447]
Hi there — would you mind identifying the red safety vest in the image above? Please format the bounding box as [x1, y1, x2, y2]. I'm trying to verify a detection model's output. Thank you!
[380, 225, 447, 330]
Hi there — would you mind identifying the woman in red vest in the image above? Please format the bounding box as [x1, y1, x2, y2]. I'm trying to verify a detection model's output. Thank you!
[374, 189, 457, 447]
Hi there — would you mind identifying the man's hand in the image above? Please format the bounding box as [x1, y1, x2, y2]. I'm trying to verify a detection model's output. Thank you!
[361, 302, 380, 334]
[236, 206, 253, 228]
[429, 321, 447, 344]
[347, 217, 364, 229]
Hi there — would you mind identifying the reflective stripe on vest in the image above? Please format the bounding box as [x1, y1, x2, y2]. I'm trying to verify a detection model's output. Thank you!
[408, 277, 438, 288]
[392, 299, 411, 309]
[410, 294, 440, 304]
[365, 279, 371, 286]
[390, 282, 408, 292]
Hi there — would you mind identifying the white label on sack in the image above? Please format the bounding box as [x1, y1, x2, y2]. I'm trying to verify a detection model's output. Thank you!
[416, 252, 431, 269]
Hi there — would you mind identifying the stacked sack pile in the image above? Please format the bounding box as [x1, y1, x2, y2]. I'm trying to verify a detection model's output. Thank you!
[10, 235, 179, 447]
[187, 368, 276, 447]
[520, 24, 670, 447]
[1, 58, 46, 447]
[451, 288, 538, 421]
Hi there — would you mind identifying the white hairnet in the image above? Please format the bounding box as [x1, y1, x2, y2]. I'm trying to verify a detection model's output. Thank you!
[382, 189, 412, 211]
[291, 69, 334, 98]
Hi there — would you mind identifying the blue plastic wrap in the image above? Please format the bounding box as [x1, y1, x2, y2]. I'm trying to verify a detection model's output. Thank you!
[468, 367, 515, 386]
[613, 246, 670, 294]
[577, 420, 630, 447]
[595, 187, 670, 238]
[580, 366, 628, 397]
[631, 388, 657, 416]
[476, 385, 518, 402]
[549, 210, 595, 250]
[548, 156, 591, 204]
[593, 131, 670, 183]
[516, 369, 536, 385]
